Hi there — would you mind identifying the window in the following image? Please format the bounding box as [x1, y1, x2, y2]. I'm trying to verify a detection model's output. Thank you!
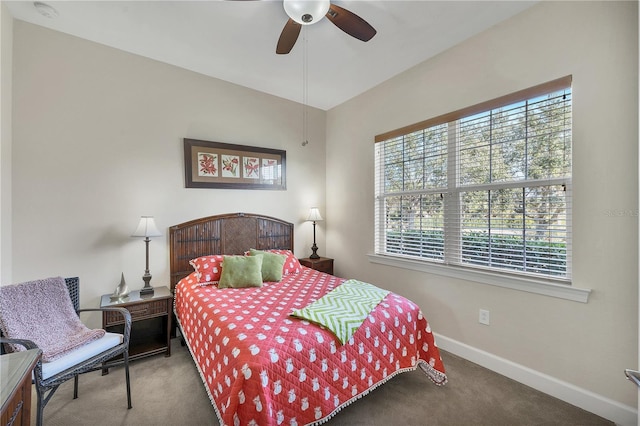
[375, 76, 572, 282]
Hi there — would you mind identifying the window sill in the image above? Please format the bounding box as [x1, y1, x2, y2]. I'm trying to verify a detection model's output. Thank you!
[367, 254, 591, 303]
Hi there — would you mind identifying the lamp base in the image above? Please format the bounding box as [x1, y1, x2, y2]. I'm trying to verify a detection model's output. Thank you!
[310, 243, 320, 259]
[140, 285, 154, 296]
[140, 272, 154, 296]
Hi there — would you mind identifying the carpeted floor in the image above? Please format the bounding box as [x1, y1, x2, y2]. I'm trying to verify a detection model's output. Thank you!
[35, 339, 613, 426]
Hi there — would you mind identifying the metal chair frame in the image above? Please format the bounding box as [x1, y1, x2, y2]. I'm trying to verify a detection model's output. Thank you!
[0, 277, 132, 426]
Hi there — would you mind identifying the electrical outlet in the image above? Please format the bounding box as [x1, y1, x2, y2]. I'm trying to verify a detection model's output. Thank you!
[479, 309, 490, 325]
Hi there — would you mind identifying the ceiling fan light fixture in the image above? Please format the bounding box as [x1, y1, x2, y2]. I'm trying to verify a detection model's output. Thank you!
[283, 0, 330, 25]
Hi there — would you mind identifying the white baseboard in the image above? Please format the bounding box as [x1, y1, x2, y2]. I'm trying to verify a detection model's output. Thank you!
[435, 333, 637, 426]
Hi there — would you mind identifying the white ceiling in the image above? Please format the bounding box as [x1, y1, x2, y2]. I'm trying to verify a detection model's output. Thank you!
[5, 0, 537, 110]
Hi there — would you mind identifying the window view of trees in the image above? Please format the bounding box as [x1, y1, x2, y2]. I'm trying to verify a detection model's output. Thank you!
[376, 87, 571, 280]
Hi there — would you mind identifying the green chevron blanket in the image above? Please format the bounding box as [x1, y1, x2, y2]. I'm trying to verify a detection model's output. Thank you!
[291, 279, 390, 344]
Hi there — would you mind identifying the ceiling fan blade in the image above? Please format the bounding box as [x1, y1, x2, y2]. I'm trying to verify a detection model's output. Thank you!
[276, 19, 302, 54]
[325, 4, 376, 42]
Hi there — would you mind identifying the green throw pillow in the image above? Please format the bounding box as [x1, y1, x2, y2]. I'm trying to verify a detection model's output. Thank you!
[218, 255, 264, 289]
[249, 249, 286, 282]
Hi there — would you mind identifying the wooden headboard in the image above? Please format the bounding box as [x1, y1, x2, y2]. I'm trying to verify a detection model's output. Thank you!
[169, 212, 294, 291]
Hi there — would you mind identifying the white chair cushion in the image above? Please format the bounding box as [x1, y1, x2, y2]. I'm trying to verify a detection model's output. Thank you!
[41, 332, 123, 380]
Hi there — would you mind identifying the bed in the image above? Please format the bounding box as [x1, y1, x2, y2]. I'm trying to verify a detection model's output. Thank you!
[170, 212, 447, 426]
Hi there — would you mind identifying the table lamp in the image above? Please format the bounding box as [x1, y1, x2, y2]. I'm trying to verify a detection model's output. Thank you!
[132, 216, 162, 296]
[306, 208, 323, 259]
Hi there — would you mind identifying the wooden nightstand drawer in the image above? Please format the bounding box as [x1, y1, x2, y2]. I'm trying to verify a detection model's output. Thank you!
[299, 257, 334, 275]
[312, 261, 333, 274]
[104, 299, 170, 325]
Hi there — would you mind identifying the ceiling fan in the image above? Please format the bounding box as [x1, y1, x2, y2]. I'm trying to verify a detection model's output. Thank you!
[276, 0, 377, 54]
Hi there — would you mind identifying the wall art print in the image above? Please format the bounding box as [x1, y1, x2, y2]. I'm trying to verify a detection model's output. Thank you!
[184, 138, 286, 190]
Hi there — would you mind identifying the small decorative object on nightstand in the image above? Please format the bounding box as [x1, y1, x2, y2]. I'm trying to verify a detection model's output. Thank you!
[131, 216, 162, 296]
[299, 256, 334, 275]
[306, 207, 323, 259]
[110, 272, 130, 300]
[101, 286, 172, 371]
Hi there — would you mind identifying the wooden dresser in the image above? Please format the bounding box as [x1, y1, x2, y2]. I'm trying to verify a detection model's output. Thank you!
[1, 349, 41, 426]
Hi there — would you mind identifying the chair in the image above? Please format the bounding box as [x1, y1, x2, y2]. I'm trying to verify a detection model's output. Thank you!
[0, 277, 132, 426]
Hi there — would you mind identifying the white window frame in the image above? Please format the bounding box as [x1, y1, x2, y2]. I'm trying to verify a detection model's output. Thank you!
[371, 76, 590, 303]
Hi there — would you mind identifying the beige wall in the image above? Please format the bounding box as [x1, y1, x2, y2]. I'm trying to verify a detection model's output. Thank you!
[326, 0, 638, 412]
[1, 2, 13, 283]
[9, 22, 327, 321]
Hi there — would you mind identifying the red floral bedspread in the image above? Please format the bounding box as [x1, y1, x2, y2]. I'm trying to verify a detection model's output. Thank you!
[174, 267, 447, 426]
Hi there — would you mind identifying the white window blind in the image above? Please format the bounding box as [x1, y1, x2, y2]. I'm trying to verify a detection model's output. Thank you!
[375, 77, 572, 281]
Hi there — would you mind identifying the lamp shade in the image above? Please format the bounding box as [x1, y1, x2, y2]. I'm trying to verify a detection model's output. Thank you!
[283, 0, 330, 25]
[131, 216, 162, 237]
[306, 208, 323, 222]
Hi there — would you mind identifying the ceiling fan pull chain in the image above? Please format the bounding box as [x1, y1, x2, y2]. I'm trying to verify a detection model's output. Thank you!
[302, 27, 309, 147]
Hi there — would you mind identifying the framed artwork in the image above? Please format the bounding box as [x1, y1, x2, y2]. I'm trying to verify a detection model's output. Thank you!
[184, 138, 286, 190]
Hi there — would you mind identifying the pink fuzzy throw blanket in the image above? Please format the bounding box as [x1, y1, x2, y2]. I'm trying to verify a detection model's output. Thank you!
[0, 276, 105, 362]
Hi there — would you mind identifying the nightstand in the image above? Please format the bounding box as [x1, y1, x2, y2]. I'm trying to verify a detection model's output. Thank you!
[299, 257, 334, 275]
[100, 286, 172, 368]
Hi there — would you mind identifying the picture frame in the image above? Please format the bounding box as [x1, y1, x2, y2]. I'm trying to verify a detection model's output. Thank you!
[183, 138, 286, 190]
